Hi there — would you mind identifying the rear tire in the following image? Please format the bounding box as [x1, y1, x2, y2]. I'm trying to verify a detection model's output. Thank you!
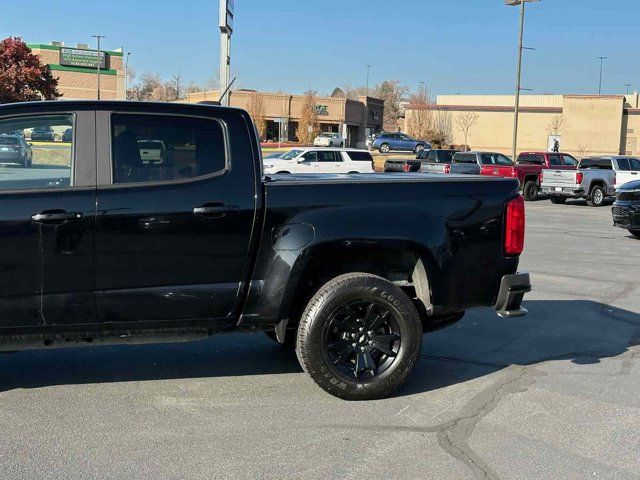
[414, 144, 425, 154]
[296, 273, 423, 400]
[629, 230, 640, 238]
[549, 196, 566, 204]
[523, 181, 540, 201]
[586, 185, 605, 207]
[379, 143, 390, 154]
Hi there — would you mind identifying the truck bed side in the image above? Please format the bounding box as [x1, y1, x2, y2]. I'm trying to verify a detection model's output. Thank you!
[241, 174, 521, 328]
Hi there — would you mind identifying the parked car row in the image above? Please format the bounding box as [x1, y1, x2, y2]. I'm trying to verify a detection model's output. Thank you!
[384, 149, 581, 201]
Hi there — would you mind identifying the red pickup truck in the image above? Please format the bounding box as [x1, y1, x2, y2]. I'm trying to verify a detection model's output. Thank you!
[515, 152, 579, 201]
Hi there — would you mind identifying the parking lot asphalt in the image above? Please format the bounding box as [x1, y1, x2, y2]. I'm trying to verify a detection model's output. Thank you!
[1, 199, 639, 480]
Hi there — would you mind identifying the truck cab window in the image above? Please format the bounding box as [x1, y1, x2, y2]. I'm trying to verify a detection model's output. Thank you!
[111, 114, 226, 184]
[0, 114, 73, 191]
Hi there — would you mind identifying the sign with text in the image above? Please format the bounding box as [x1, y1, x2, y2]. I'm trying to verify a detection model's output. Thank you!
[219, 0, 235, 34]
[60, 48, 108, 69]
[315, 105, 329, 116]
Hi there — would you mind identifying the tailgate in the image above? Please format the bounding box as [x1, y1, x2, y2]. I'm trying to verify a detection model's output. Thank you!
[542, 169, 576, 187]
[481, 165, 516, 178]
[421, 163, 448, 174]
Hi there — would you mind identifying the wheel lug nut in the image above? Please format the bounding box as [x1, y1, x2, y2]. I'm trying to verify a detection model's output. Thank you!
[352, 343, 357, 347]
[367, 331, 373, 335]
[351, 333, 357, 338]
[359, 327, 364, 332]
[369, 340, 373, 345]
[360, 347, 365, 351]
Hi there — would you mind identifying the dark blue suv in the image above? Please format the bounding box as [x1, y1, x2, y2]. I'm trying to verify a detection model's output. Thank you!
[372, 132, 430, 154]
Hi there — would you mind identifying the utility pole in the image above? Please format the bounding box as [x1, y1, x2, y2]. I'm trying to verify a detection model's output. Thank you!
[505, 0, 539, 162]
[125, 52, 131, 100]
[219, 0, 235, 106]
[625, 83, 632, 95]
[597, 56, 607, 95]
[365, 64, 372, 95]
[92, 35, 105, 100]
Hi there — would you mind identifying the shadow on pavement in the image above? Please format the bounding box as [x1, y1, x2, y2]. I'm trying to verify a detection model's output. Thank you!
[0, 300, 638, 397]
[399, 299, 640, 396]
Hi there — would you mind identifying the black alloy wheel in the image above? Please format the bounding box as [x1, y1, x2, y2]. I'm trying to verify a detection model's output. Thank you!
[324, 301, 401, 379]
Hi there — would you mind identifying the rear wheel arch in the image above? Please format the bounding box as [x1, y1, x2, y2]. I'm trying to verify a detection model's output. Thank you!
[281, 243, 439, 332]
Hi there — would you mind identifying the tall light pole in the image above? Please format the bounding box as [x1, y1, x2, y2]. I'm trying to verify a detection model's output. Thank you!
[597, 56, 607, 95]
[625, 83, 632, 95]
[91, 35, 105, 100]
[125, 52, 131, 100]
[219, 0, 234, 106]
[365, 64, 372, 95]
[506, 0, 539, 162]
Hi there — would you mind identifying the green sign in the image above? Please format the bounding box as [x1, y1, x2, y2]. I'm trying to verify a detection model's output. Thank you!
[59, 48, 108, 70]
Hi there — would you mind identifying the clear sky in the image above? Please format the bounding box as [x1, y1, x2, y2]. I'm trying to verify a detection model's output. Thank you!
[2, 0, 638, 96]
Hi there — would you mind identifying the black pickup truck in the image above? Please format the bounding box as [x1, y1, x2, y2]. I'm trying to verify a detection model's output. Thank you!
[0, 101, 530, 400]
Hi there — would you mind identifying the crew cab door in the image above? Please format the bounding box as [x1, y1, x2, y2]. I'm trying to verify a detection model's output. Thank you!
[94, 108, 257, 325]
[0, 110, 97, 328]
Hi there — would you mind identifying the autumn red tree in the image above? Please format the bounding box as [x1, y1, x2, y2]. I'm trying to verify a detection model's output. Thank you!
[0, 37, 61, 103]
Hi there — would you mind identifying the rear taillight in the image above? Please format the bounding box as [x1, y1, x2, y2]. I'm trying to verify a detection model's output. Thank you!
[505, 195, 525, 256]
[403, 163, 411, 173]
[576, 172, 584, 184]
[539, 171, 544, 184]
[613, 174, 617, 186]
[444, 164, 451, 174]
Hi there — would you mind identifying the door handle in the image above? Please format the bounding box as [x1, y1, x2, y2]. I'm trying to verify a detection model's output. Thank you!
[193, 204, 239, 218]
[31, 210, 83, 224]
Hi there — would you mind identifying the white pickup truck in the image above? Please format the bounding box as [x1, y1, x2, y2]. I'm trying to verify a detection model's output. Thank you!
[541, 156, 640, 207]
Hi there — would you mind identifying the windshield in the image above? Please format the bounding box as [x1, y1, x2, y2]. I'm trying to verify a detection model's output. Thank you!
[280, 149, 303, 160]
[139, 141, 164, 150]
[0, 137, 19, 146]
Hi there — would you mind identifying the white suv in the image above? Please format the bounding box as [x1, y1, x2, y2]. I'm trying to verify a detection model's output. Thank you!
[263, 148, 375, 175]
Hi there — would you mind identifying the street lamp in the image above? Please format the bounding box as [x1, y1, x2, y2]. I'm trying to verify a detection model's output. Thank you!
[625, 84, 632, 95]
[365, 65, 372, 96]
[505, 0, 539, 162]
[597, 56, 607, 95]
[91, 35, 105, 100]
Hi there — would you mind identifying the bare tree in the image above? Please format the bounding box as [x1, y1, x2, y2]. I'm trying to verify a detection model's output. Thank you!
[547, 115, 564, 137]
[455, 112, 479, 151]
[404, 86, 453, 148]
[296, 91, 320, 145]
[405, 86, 432, 141]
[246, 93, 267, 140]
[133, 72, 163, 101]
[576, 144, 589, 159]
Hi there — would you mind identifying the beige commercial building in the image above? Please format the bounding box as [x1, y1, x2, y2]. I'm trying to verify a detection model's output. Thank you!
[184, 89, 384, 148]
[28, 42, 126, 100]
[406, 93, 640, 158]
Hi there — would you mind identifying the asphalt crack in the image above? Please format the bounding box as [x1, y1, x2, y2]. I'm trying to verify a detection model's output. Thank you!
[431, 365, 545, 480]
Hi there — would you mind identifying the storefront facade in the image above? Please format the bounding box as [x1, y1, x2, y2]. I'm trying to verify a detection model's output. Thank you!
[184, 90, 384, 148]
[28, 42, 126, 100]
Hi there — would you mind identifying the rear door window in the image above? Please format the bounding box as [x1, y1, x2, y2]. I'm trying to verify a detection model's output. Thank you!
[317, 151, 340, 162]
[562, 154, 578, 166]
[111, 114, 226, 184]
[549, 155, 562, 166]
[481, 154, 494, 165]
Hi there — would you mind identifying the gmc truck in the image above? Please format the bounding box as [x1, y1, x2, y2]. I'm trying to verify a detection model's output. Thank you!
[514, 152, 578, 201]
[541, 156, 640, 207]
[0, 101, 531, 400]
